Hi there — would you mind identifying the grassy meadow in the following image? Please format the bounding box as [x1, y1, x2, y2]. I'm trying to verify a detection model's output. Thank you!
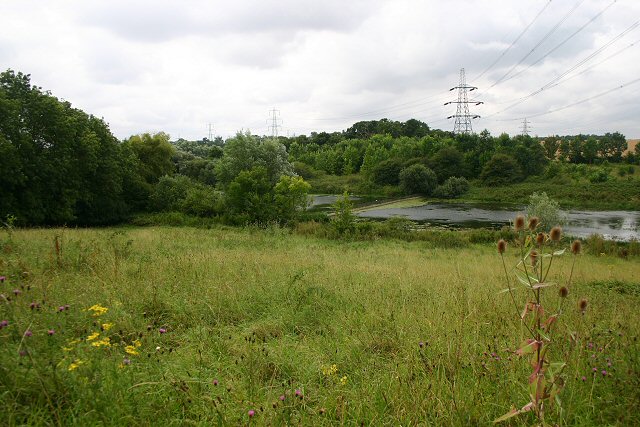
[1, 226, 639, 425]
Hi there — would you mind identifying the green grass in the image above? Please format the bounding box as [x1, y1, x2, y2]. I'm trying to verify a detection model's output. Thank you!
[1, 227, 639, 425]
[462, 180, 640, 210]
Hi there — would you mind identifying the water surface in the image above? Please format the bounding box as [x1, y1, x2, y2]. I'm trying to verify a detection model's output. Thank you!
[356, 202, 639, 241]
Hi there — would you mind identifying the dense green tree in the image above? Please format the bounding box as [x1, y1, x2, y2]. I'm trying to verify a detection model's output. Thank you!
[0, 69, 133, 225]
[399, 164, 438, 195]
[542, 137, 560, 161]
[429, 146, 465, 182]
[216, 132, 294, 186]
[480, 153, 521, 186]
[371, 158, 403, 186]
[123, 132, 176, 184]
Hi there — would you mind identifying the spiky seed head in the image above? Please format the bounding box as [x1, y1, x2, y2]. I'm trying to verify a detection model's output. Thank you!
[530, 250, 538, 266]
[578, 298, 588, 313]
[515, 215, 525, 232]
[550, 226, 562, 241]
[559, 286, 569, 298]
[497, 239, 507, 254]
[536, 232, 545, 246]
[528, 217, 539, 231]
[571, 239, 582, 255]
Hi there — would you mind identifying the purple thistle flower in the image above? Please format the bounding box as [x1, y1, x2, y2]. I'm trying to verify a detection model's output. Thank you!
[581, 376, 587, 381]
[159, 328, 167, 334]
[47, 329, 55, 336]
[418, 341, 424, 348]
[64, 304, 70, 310]
[19, 350, 27, 357]
[24, 330, 32, 337]
[213, 379, 218, 386]
[248, 410, 255, 418]
[601, 370, 608, 376]
[295, 389, 302, 398]
[0, 320, 8, 328]
[58, 306, 65, 312]
[607, 362, 612, 367]
[30, 302, 38, 309]
[279, 394, 285, 401]
[592, 367, 597, 372]
[13, 289, 20, 296]
[0, 276, 5, 283]
[123, 358, 131, 365]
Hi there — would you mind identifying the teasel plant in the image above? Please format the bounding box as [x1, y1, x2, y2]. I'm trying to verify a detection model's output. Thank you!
[494, 215, 583, 425]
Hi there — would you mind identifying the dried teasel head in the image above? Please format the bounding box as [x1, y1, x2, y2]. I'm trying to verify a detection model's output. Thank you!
[497, 239, 507, 254]
[550, 226, 562, 242]
[559, 286, 569, 298]
[536, 232, 545, 246]
[571, 239, 582, 255]
[578, 298, 588, 313]
[514, 215, 525, 232]
[528, 217, 539, 231]
[530, 250, 538, 266]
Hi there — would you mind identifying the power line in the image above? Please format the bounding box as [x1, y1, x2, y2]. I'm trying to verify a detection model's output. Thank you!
[486, 0, 586, 90]
[492, 77, 640, 122]
[485, 20, 640, 118]
[494, 0, 617, 87]
[471, 0, 553, 83]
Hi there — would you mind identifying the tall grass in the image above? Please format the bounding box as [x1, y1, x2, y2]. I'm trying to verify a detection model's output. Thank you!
[0, 227, 638, 425]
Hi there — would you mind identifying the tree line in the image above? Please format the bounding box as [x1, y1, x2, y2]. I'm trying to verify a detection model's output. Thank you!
[1, 69, 636, 226]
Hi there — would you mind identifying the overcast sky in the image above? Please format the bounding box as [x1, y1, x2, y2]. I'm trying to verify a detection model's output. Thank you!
[1, 0, 639, 140]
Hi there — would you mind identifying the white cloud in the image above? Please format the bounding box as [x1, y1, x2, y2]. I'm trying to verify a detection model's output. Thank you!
[0, 0, 638, 139]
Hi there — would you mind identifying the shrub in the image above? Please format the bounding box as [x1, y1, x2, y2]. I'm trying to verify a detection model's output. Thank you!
[589, 168, 610, 183]
[480, 153, 521, 186]
[371, 158, 403, 186]
[399, 164, 438, 195]
[433, 177, 469, 198]
[331, 192, 356, 236]
[525, 192, 565, 232]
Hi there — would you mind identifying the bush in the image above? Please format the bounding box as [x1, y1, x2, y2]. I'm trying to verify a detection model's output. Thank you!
[331, 192, 356, 236]
[480, 153, 521, 186]
[589, 168, 610, 183]
[371, 158, 403, 186]
[150, 175, 221, 217]
[525, 192, 565, 232]
[399, 164, 438, 195]
[433, 177, 469, 198]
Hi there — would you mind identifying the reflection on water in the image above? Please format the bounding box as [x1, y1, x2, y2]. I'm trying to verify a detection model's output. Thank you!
[308, 194, 360, 207]
[356, 203, 640, 241]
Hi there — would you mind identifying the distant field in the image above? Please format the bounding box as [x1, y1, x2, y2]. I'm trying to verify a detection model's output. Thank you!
[627, 139, 639, 154]
[1, 227, 639, 425]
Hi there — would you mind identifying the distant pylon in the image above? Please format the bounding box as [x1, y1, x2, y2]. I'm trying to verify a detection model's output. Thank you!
[208, 123, 214, 140]
[520, 118, 531, 136]
[267, 108, 282, 139]
[445, 68, 483, 134]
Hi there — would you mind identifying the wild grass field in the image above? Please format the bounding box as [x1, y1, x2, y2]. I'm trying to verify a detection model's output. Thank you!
[1, 226, 639, 425]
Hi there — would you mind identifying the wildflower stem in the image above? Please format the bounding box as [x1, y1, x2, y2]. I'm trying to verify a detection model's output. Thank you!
[501, 254, 535, 336]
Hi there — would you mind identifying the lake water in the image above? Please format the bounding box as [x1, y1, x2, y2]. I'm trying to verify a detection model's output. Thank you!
[355, 202, 640, 241]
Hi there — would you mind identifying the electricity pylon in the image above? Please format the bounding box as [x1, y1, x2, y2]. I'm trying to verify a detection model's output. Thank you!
[267, 108, 282, 139]
[520, 118, 532, 136]
[445, 68, 483, 134]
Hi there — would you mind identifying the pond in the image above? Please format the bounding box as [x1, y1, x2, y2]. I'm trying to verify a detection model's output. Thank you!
[355, 202, 640, 241]
[308, 194, 360, 207]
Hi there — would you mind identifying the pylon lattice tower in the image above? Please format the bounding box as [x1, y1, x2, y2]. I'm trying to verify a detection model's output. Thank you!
[520, 118, 531, 136]
[267, 108, 282, 139]
[445, 68, 483, 134]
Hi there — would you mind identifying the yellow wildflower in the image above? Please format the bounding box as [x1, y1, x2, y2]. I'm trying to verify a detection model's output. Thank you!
[87, 304, 108, 316]
[322, 364, 338, 376]
[91, 337, 111, 348]
[87, 332, 100, 341]
[68, 359, 85, 371]
[133, 339, 142, 348]
[102, 322, 114, 331]
[340, 375, 348, 385]
[124, 345, 139, 356]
